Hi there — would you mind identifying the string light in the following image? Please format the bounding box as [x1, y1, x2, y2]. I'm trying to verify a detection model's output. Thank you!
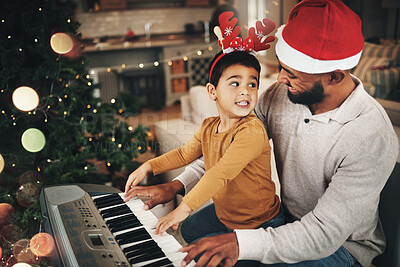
[39, 7, 42, 11]
[154, 61, 159, 67]
[128, 126, 133, 131]
[8, 35, 11, 39]
[110, 99, 116, 104]
[183, 56, 188, 61]
[93, 109, 97, 113]
[88, 81, 92, 86]
[197, 50, 202, 55]
[139, 63, 144, 68]
[86, 74, 90, 79]
[118, 144, 122, 148]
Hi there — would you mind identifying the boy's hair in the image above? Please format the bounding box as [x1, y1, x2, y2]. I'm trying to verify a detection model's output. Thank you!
[208, 51, 261, 87]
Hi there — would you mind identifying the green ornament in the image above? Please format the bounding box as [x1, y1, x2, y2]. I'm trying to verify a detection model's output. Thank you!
[21, 128, 46, 153]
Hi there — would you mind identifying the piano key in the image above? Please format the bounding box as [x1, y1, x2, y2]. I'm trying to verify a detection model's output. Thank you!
[128, 249, 166, 265]
[95, 198, 124, 209]
[125, 245, 162, 259]
[96, 194, 195, 266]
[109, 219, 142, 232]
[140, 258, 174, 267]
[123, 239, 159, 254]
[100, 205, 131, 218]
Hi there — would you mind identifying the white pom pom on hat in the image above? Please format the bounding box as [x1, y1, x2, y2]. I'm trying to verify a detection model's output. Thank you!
[275, 0, 364, 74]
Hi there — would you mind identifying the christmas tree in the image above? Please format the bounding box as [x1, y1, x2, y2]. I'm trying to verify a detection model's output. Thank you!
[0, 0, 148, 265]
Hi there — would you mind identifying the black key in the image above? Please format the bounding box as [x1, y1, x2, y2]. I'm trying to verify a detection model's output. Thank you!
[110, 220, 142, 233]
[126, 246, 162, 259]
[129, 250, 166, 265]
[116, 227, 147, 240]
[107, 215, 140, 227]
[100, 205, 131, 218]
[93, 194, 123, 203]
[141, 258, 173, 267]
[95, 198, 124, 209]
[123, 240, 158, 254]
[116, 229, 152, 245]
[106, 214, 138, 225]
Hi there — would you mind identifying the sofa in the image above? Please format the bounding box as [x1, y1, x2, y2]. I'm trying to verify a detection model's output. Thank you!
[352, 41, 400, 101]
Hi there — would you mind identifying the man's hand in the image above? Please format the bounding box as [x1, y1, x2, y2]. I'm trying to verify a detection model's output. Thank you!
[155, 202, 192, 235]
[124, 180, 184, 210]
[180, 232, 239, 267]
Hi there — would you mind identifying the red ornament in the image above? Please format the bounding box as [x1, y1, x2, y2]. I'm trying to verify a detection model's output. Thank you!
[13, 239, 40, 264]
[16, 183, 39, 208]
[30, 233, 54, 257]
[0, 203, 15, 230]
[0, 244, 2, 259]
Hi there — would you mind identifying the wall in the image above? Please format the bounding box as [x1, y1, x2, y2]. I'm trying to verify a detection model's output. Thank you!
[75, 8, 214, 38]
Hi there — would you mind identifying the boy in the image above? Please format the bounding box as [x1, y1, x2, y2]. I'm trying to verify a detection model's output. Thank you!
[125, 51, 282, 241]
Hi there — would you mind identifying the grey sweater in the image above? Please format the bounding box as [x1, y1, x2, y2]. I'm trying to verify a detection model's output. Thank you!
[175, 78, 399, 266]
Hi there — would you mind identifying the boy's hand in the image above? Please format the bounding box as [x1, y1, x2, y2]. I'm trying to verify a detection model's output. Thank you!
[125, 162, 152, 194]
[155, 202, 192, 235]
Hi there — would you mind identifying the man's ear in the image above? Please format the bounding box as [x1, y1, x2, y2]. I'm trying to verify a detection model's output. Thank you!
[328, 70, 345, 85]
[206, 83, 217, 101]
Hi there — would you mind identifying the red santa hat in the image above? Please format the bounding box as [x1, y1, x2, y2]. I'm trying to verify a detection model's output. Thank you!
[275, 0, 364, 74]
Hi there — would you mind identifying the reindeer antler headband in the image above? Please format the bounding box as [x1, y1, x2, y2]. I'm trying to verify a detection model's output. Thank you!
[209, 12, 276, 82]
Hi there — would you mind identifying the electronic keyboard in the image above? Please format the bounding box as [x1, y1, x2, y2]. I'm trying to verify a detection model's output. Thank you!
[40, 184, 194, 267]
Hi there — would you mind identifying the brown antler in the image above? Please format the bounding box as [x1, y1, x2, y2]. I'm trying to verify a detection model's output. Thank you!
[248, 18, 276, 52]
[214, 11, 241, 50]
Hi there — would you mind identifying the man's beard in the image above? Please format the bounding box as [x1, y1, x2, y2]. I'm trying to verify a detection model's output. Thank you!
[287, 81, 325, 105]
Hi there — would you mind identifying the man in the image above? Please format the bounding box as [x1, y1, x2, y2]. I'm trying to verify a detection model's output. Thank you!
[125, 0, 399, 266]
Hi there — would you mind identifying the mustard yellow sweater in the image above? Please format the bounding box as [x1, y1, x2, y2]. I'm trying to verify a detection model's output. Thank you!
[149, 114, 280, 229]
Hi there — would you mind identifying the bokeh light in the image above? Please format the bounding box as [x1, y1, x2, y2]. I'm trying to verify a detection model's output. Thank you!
[13, 263, 32, 267]
[21, 128, 46, 153]
[12, 86, 39, 112]
[30, 233, 54, 257]
[0, 154, 4, 174]
[50, 33, 73, 54]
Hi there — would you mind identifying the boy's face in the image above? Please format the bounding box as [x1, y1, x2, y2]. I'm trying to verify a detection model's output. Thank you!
[207, 64, 259, 120]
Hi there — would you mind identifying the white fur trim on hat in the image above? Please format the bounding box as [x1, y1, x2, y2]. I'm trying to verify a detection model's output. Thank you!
[275, 25, 363, 74]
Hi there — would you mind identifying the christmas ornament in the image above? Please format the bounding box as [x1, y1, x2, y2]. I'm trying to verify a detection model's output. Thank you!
[21, 128, 46, 153]
[0, 203, 15, 229]
[30, 233, 54, 257]
[0, 154, 4, 174]
[0, 244, 2, 258]
[0, 225, 24, 249]
[50, 33, 73, 54]
[12, 239, 40, 265]
[12, 86, 39, 112]
[19, 171, 43, 190]
[16, 183, 39, 208]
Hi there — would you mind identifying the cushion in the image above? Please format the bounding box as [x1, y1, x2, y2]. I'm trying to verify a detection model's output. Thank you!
[352, 56, 392, 81]
[189, 85, 218, 125]
[363, 42, 400, 67]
